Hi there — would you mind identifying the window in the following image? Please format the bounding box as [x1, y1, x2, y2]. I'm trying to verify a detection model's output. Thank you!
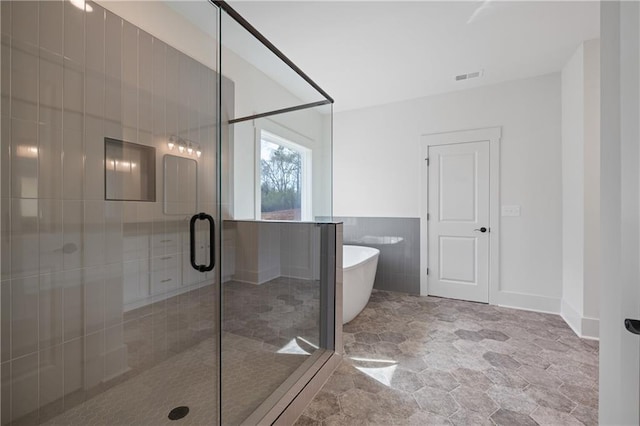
[257, 129, 311, 221]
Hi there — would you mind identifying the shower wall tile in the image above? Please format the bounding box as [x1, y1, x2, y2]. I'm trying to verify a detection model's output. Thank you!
[38, 120, 64, 201]
[84, 330, 105, 391]
[63, 58, 84, 129]
[122, 125, 138, 144]
[123, 260, 140, 305]
[63, 337, 84, 408]
[62, 269, 83, 341]
[105, 76, 122, 126]
[11, 276, 39, 358]
[105, 201, 124, 265]
[0, 197, 10, 280]
[104, 10, 121, 77]
[11, 1, 37, 48]
[138, 32, 153, 133]
[105, 263, 124, 328]
[39, 271, 64, 349]
[84, 265, 105, 335]
[63, 0, 84, 65]
[1, 36, 9, 118]
[84, 117, 104, 199]
[11, 118, 38, 199]
[1, 361, 9, 425]
[122, 201, 137, 224]
[11, 352, 39, 423]
[122, 22, 138, 130]
[39, 105, 63, 134]
[138, 130, 153, 147]
[336, 216, 421, 294]
[39, 344, 64, 414]
[165, 47, 179, 137]
[103, 120, 123, 143]
[85, 69, 105, 119]
[83, 200, 105, 267]
[11, 199, 39, 278]
[11, 41, 38, 121]
[104, 11, 121, 123]
[1, 280, 10, 362]
[39, 0, 64, 56]
[188, 63, 200, 135]
[1, 1, 10, 37]
[152, 39, 166, 138]
[104, 324, 125, 379]
[39, 198, 63, 274]
[39, 49, 63, 111]
[85, 3, 105, 73]
[62, 200, 83, 270]
[62, 126, 84, 200]
[178, 55, 190, 136]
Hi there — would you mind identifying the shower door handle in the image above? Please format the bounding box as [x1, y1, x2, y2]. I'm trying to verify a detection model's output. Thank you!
[189, 213, 215, 272]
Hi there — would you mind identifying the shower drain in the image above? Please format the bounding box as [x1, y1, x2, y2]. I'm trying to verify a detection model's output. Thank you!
[168, 406, 190, 421]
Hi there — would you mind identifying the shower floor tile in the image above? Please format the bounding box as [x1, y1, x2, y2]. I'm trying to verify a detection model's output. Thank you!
[42, 337, 219, 426]
[40, 277, 321, 426]
[43, 334, 305, 426]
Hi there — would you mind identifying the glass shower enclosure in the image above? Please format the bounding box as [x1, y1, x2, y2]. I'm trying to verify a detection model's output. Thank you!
[0, 1, 338, 425]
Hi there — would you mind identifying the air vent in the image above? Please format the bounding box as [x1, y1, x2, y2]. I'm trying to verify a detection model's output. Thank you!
[455, 70, 484, 82]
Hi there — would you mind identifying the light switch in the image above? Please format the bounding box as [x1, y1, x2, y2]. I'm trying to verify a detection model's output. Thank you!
[501, 205, 521, 217]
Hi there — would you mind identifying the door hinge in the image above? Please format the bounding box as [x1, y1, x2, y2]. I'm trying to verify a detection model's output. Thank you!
[425, 157, 430, 166]
[427, 213, 430, 221]
[426, 268, 430, 276]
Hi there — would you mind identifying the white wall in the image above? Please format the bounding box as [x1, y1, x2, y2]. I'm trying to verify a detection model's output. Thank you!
[561, 44, 585, 322]
[582, 39, 601, 327]
[334, 74, 563, 312]
[560, 39, 601, 339]
[599, 1, 640, 423]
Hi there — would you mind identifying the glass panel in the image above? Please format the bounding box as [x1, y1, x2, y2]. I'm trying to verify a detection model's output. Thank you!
[220, 10, 329, 122]
[221, 221, 336, 424]
[228, 104, 333, 222]
[0, 1, 219, 424]
[220, 6, 334, 422]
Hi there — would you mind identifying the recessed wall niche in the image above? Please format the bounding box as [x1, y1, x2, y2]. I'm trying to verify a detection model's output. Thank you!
[104, 137, 156, 201]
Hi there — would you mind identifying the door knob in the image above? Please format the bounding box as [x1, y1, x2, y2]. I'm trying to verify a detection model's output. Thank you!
[625, 318, 640, 335]
[474, 227, 488, 233]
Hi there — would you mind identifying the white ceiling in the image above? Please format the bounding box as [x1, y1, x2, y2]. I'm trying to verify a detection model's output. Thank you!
[229, 1, 600, 112]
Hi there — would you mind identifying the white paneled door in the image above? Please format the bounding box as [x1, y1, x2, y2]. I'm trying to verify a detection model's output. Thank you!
[427, 140, 490, 303]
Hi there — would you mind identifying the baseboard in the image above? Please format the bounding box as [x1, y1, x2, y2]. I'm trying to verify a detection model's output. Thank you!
[560, 298, 600, 340]
[580, 317, 599, 340]
[561, 298, 583, 335]
[494, 290, 561, 314]
[232, 265, 281, 285]
[280, 266, 316, 281]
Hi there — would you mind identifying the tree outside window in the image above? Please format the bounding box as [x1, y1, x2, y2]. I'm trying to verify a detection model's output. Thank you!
[259, 131, 310, 220]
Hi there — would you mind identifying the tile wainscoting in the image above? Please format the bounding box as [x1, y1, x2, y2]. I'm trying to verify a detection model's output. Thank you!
[336, 217, 420, 295]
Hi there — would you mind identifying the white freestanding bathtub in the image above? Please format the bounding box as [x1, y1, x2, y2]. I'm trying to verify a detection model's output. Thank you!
[342, 245, 380, 324]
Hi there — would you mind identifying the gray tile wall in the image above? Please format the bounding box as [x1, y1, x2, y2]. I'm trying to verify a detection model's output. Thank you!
[336, 217, 420, 294]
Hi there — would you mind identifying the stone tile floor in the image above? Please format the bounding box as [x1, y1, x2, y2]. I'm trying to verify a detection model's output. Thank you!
[297, 290, 599, 426]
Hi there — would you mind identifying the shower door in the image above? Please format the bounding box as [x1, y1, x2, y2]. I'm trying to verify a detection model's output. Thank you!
[0, 1, 221, 425]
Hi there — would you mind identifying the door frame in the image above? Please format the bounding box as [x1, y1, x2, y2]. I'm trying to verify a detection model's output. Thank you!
[420, 127, 501, 302]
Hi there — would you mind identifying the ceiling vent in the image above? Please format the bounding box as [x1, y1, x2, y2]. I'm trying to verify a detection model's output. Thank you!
[455, 70, 484, 81]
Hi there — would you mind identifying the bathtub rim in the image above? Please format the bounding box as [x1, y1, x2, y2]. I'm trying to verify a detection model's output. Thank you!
[342, 245, 380, 272]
